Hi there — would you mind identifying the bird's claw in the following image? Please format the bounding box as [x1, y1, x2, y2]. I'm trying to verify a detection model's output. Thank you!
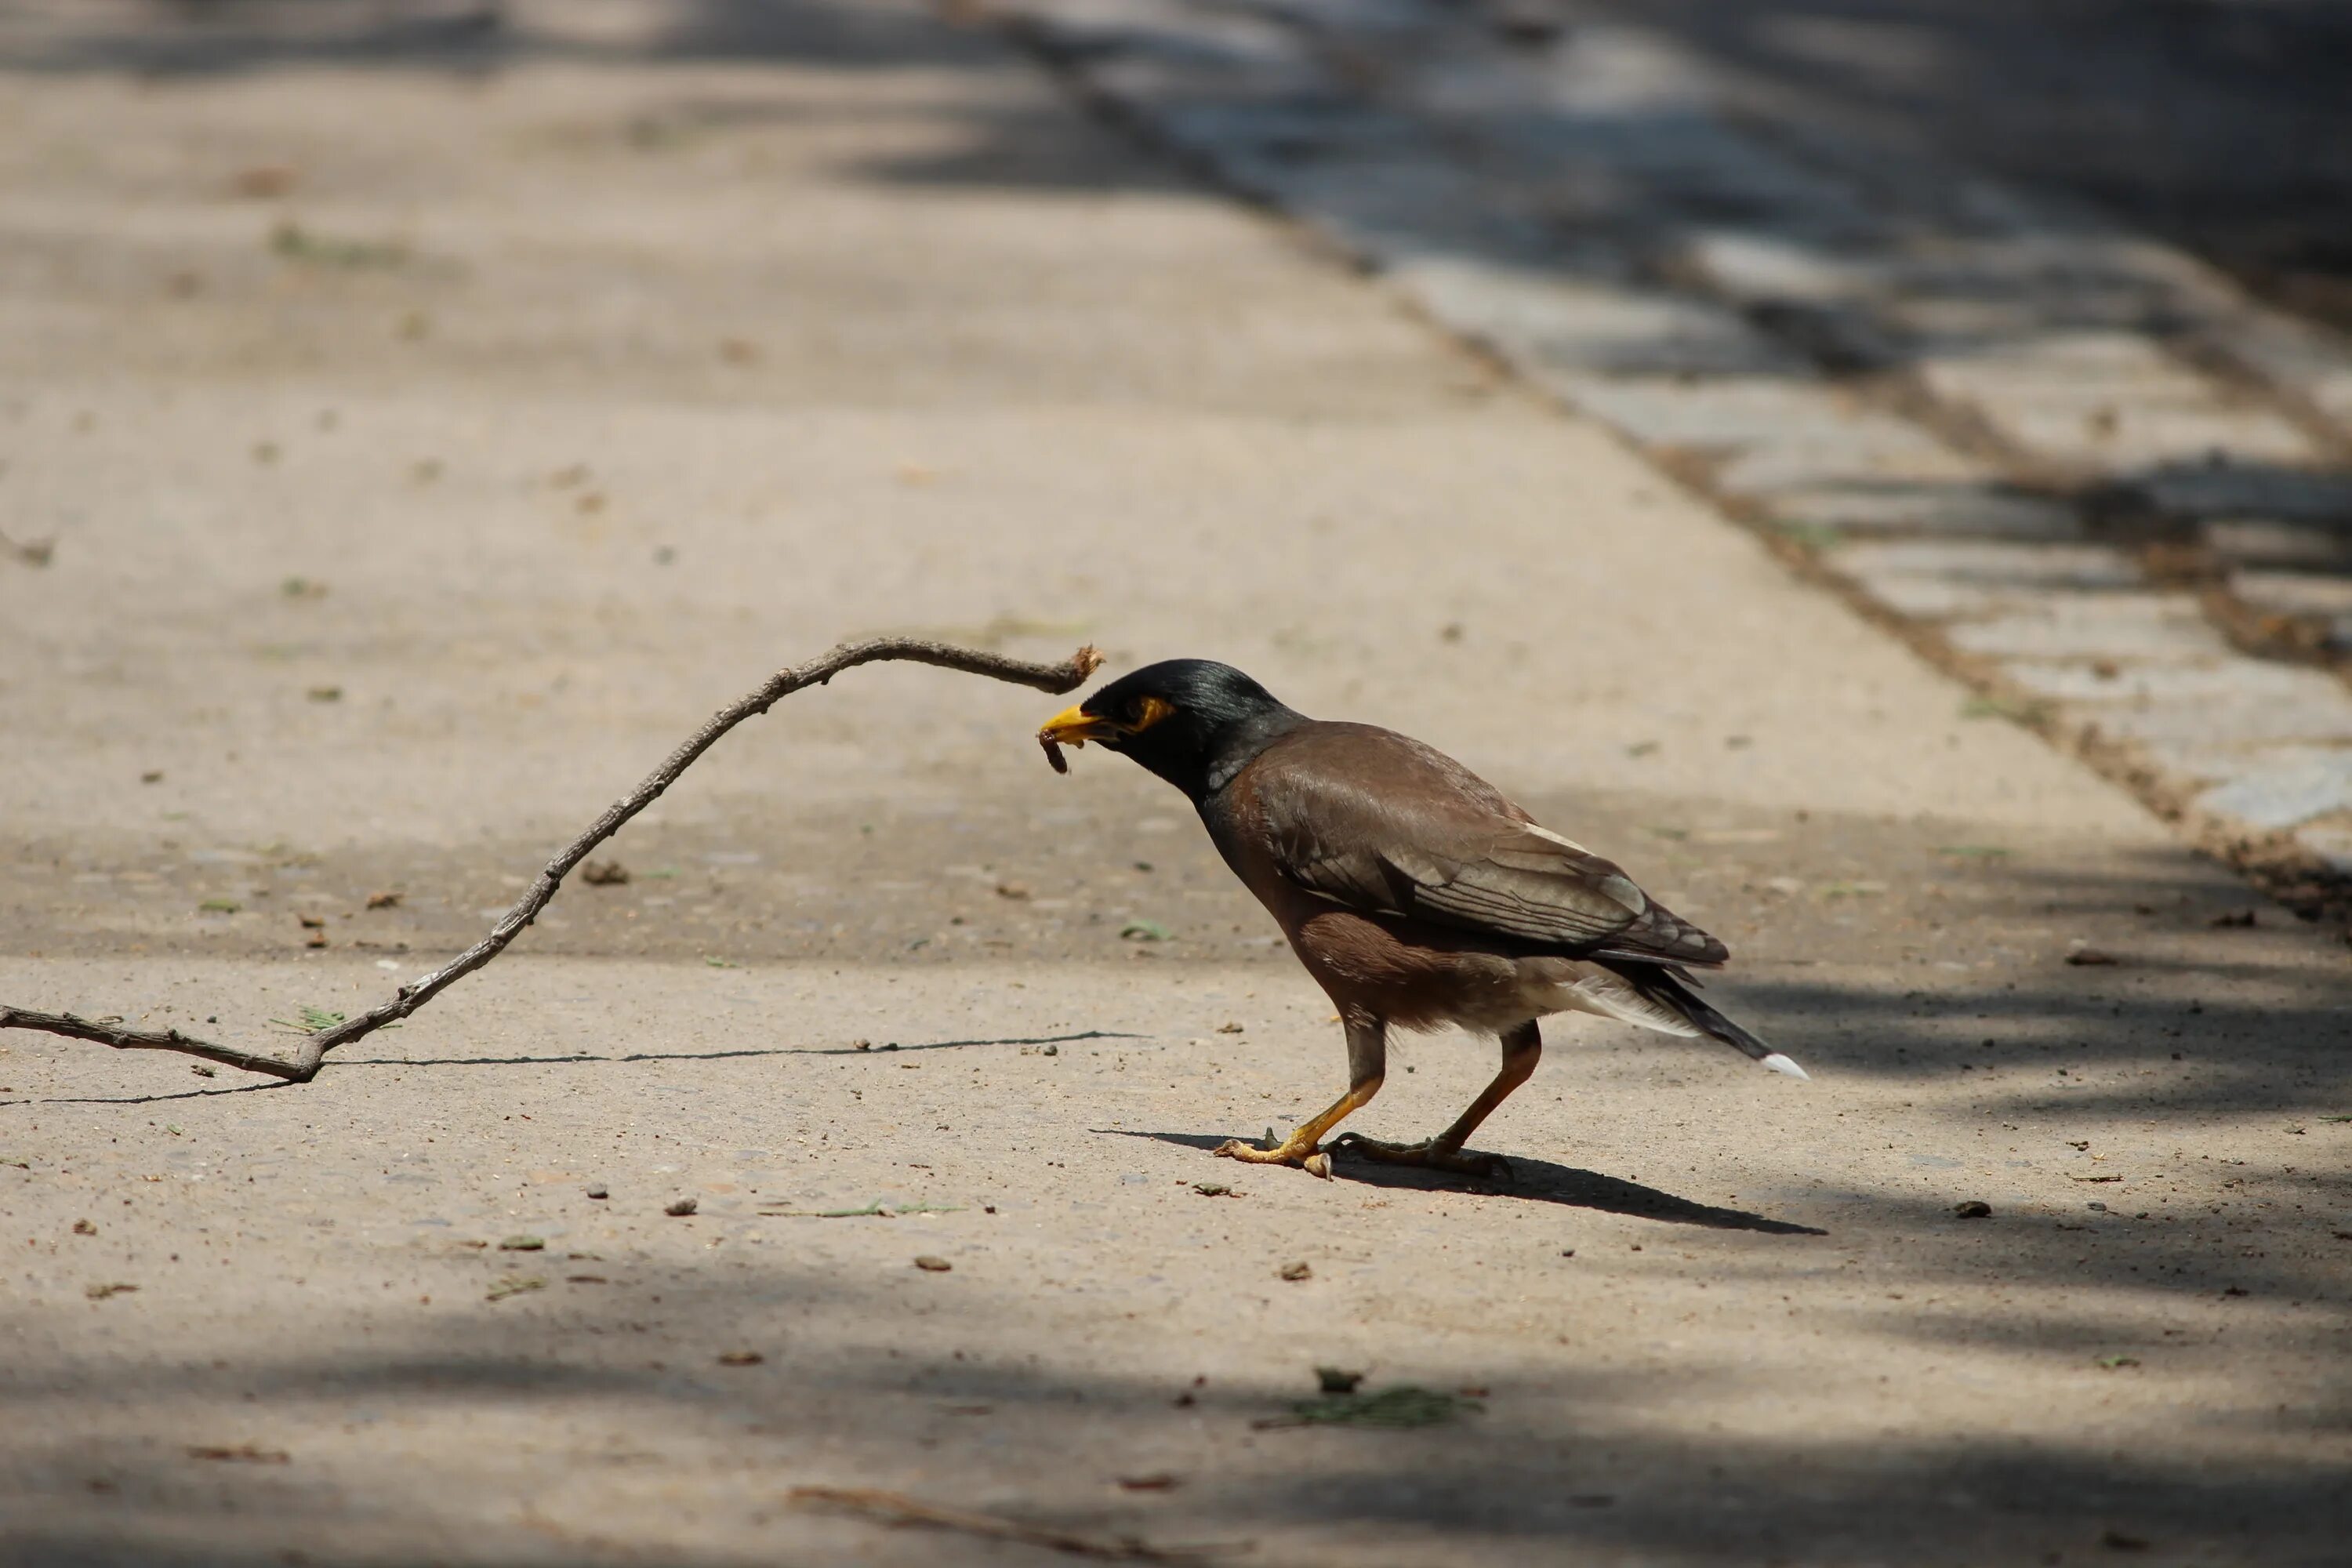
[1328, 1132, 1512, 1183]
[1213, 1137, 1334, 1179]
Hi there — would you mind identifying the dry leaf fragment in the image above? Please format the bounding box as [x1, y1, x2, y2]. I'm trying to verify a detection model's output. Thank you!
[790, 1486, 1214, 1562]
[187, 1443, 289, 1464]
[365, 891, 402, 909]
[228, 165, 298, 199]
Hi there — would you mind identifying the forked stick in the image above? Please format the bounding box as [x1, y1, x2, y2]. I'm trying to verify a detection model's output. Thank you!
[0, 637, 1103, 1084]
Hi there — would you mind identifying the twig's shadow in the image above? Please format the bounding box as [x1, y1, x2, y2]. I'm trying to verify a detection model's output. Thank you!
[339, 1029, 1140, 1068]
[1094, 1128, 1826, 1235]
[8, 1077, 295, 1108]
[3, 1032, 1144, 1103]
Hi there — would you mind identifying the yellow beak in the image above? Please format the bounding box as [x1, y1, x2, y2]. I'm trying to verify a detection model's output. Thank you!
[1037, 704, 1120, 749]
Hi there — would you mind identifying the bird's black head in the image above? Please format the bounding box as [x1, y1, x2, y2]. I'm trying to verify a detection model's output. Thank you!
[1037, 659, 1305, 802]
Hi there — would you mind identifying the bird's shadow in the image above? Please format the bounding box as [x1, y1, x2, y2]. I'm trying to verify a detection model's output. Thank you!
[1095, 1129, 1827, 1235]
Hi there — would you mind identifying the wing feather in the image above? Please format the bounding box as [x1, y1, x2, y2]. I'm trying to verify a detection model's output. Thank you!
[1248, 724, 1729, 965]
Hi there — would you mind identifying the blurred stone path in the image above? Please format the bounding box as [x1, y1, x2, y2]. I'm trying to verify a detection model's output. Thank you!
[1005, 0, 2352, 916]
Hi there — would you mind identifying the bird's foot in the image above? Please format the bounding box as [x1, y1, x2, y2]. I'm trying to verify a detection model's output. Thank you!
[1327, 1133, 1512, 1182]
[1213, 1130, 1334, 1180]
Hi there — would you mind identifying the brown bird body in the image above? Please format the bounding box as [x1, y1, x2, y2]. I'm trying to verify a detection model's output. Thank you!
[1040, 661, 1803, 1179]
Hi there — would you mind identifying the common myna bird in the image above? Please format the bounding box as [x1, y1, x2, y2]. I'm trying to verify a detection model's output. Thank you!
[1038, 659, 1804, 1179]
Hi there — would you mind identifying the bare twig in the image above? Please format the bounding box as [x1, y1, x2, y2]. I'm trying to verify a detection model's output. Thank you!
[789, 1486, 1236, 1562]
[0, 1007, 314, 1080]
[2, 637, 1103, 1083]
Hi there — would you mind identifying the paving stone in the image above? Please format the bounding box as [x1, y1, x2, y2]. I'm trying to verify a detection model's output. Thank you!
[2091, 675, 2352, 751]
[1947, 592, 2232, 662]
[1684, 230, 1871, 307]
[2139, 465, 2352, 523]
[2225, 311, 2352, 437]
[1873, 238, 2198, 343]
[1713, 423, 1983, 495]
[2194, 749, 2352, 831]
[2226, 569, 2352, 652]
[2229, 569, 2352, 620]
[2203, 519, 2352, 571]
[1837, 543, 2140, 619]
[1757, 481, 2081, 539]
[1396, 256, 1803, 378]
[2294, 824, 2352, 876]
[2002, 659, 2318, 706]
[1918, 332, 2318, 474]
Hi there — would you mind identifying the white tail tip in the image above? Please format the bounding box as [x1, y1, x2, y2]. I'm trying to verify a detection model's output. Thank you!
[1760, 1052, 1809, 1081]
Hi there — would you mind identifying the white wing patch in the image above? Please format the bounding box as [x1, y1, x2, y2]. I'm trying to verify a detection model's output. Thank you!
[1541, 969, 1701, 1037]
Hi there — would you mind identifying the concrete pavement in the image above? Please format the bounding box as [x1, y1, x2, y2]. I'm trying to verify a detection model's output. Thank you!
[2, 2, 2347, 1563]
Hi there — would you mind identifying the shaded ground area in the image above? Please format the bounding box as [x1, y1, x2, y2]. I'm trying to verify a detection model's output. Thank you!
[1558, 0, 2352, 334]
[2, 1, 2347, 1564]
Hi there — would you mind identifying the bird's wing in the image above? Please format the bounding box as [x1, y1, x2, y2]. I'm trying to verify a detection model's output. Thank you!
[1246, 724, 1729, 966]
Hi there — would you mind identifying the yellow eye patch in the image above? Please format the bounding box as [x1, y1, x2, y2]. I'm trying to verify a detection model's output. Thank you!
[1132, 695, 1176, 731]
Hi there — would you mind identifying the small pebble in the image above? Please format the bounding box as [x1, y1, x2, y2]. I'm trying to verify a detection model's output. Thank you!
[1279, 1261, 1312, 1282]
[913, 1255, 953, 1272]
[664, 1197, 697, 1217]
[585, 1183, 608, 1200]
[1953, 1200, 1992, 1219]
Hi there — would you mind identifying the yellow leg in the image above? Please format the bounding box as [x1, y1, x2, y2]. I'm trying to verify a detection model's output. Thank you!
[1215, 1014, 1385, 1180]
[1333, 1019, 1541, 1180]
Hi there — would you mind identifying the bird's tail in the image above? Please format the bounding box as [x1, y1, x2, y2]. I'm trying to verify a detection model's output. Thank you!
[1618, 964, 1809, 1080]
